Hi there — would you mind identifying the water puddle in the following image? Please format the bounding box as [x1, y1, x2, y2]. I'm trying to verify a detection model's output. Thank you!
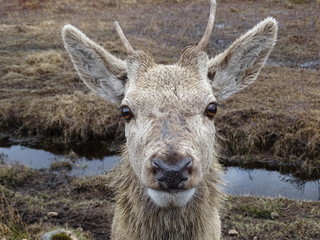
[0, 145, 119, 176]
[300, 60, 320, 69]
[0, 144, 319, 201]
[223, 167, 319, 201]
[215, 23, 228, 29]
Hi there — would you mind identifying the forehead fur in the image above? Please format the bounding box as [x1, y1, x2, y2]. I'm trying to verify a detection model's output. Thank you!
[138, 65, 204, 90]
[123, 64, 214, 115]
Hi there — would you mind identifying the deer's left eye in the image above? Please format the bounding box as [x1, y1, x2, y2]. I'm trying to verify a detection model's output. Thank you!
[120, 106, 133, 121]
[205, 103, 218, 119]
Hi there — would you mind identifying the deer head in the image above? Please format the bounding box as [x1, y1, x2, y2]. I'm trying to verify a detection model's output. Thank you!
[62, 0, 277, 207]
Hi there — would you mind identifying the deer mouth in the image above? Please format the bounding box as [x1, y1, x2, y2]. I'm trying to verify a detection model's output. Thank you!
[147, 188, 196, 207]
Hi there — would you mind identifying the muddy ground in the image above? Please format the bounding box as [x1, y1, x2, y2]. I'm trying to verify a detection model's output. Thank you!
[0, 0, 319, 239]
[1, 163, 319, 240]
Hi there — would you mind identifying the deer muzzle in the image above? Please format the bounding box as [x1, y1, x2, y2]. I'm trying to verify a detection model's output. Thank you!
[152, 157, 192, 190]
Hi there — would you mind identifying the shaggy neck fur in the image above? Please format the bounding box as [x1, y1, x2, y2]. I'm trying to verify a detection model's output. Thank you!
[109, 147, 223, 240]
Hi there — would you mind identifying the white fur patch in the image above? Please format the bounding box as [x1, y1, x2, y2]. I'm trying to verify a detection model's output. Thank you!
[147, 188, 196, 207]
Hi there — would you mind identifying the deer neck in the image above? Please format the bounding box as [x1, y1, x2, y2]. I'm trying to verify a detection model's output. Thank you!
[110, 148, 223, 240]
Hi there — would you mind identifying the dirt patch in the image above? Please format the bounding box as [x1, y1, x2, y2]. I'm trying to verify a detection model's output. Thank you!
[1, 164, 319, 239]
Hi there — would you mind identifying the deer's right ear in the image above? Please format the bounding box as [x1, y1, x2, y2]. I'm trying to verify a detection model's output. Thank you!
[207, 17, 278, 101]
[62, 24, 127, 105]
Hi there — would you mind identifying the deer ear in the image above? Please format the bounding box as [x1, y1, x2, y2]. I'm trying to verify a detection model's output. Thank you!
[208, 17, 278, 101]
[62, 24, 127, 104]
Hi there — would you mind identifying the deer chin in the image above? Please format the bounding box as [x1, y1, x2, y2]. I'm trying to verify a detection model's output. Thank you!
[147, 188, 196, 208]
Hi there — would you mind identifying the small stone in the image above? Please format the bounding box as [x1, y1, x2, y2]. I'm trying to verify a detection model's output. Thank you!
[228, 229, 239, 236]
[253, 237, 258, 240]
[47, 211, 58, 217]
[41, 229, 79, 240]
[271, 211, 279, 219]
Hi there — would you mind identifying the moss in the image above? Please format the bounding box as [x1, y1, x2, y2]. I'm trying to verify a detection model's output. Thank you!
[52, 232, 74, 240]
[238, 204, 277, 219]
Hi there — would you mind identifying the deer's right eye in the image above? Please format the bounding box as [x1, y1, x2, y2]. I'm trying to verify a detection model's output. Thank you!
[205, 102, 218, 119]
[120, 106, 133, 121]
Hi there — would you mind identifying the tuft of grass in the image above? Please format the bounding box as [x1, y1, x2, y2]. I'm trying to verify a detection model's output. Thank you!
[0, 192, 31, 240]
[72, 175, 114, 201]
[51, 160, 73, 172]
[0, 163, 38, 188]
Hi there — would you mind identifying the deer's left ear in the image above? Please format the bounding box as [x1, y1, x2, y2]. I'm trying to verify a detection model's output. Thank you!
[62, 24, 127, 105]
[208, 17, 278, 101]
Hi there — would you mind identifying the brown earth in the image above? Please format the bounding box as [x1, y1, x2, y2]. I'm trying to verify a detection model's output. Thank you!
[0, 0, 320, 239]
[0, 163, 319, 240]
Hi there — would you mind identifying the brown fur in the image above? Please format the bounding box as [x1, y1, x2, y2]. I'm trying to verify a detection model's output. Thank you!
[109, 147, 223, 240]
[59, 3, 277, 239]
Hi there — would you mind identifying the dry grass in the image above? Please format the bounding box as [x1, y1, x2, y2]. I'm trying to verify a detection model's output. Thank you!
[0, 91, 122, 142]
[0, 163, 38, 187]
[222, 195, 320, 239]
[0, 166, 319, 239]
[0, 0, 319, 175]
[0, 192, 31, 239]
[50, 160, 73, 172]
[216, 66, 320, 175]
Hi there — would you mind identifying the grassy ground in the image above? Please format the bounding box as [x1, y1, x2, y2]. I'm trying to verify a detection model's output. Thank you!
[0, 163, 319, 240]
[0, 1, 319, 239]
[1, 0, 319, 177]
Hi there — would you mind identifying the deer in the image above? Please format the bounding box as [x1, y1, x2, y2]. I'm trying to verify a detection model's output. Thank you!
[44, 0, 278, 239]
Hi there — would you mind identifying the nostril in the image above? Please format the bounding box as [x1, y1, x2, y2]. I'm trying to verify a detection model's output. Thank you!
[152, 158, 192, 172]
[152, 158, 163, 170]
[151, 157, 193, 190]
[151, 158, 165, 175]
[179, 158, 192, 172]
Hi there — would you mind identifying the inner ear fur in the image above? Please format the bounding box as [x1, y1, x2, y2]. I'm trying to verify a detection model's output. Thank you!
[208, 17, 278, 101]
[62, 24, 127, 104]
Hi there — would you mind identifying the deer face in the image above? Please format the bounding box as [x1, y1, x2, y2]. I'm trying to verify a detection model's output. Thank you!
[121, 52, 218, 206]
[62, 0, 277, 207]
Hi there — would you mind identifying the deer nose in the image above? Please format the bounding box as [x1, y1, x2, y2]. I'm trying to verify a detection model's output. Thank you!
[152, 157, 192, 190]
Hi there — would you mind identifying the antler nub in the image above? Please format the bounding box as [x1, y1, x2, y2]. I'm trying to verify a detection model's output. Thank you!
[197, 0, 217, 50]
[114, 21, 135, 54]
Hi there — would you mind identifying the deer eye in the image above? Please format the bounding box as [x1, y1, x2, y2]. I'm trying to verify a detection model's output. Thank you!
[120, 106, 133, 121]
[205, 103, 218, 119]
